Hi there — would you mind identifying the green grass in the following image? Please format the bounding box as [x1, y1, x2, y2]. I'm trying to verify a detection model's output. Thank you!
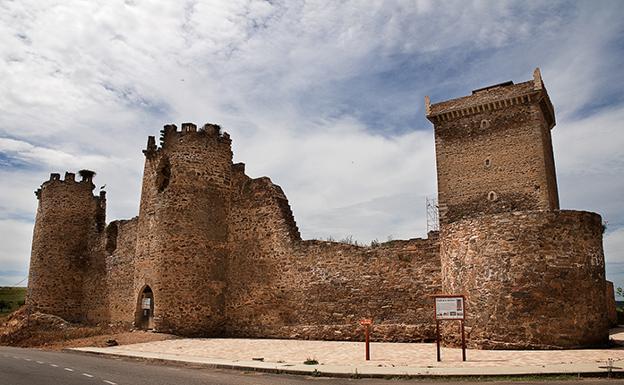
[0, 287, 27, 317]
[303, 358, 319, 365]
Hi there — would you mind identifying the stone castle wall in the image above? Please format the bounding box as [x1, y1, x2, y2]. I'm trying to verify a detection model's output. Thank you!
[226, 168, 302, 336]
[26, 70, 614, 349]
[225, 165, 441, 341]
[440, 210, 608, 349]
[103, 218, 138, 324]
[278, 238, 440, 342]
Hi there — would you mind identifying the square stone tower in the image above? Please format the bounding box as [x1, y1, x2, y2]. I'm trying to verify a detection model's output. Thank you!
[426, 68, 559, 224]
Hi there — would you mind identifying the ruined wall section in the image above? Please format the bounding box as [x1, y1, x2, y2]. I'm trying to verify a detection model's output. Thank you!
[440, 210, 608, 349]
[103, 218, 138, 324]
[135, 123, 232, 335]
[27, 172, 105, 322]
[81, 231, 108, 323]
[226, 175, 441, 342]
[226, 163, 441, 341]
[225, 163, 301, 335]
[280, 237, 441, 342]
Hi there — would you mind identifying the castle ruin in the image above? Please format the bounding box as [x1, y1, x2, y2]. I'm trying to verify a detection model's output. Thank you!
[26, 69, 612, 349]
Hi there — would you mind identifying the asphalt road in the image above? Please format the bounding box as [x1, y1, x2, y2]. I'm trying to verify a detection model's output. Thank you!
[0, 346, 621, 385]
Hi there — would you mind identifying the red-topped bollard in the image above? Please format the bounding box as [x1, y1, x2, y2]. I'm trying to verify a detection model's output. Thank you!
[360, 319, 373, 360]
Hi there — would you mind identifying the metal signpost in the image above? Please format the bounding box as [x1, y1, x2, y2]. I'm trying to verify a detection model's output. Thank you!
[433, 295, 466, 362]
[359, 318, 373, 361]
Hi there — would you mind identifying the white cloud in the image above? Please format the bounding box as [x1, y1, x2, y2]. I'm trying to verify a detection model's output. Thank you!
[235, 117, 437, 241]
[605, 227, 624, 296]
[554, 106, 624, 220]
[605, 227, 624, 264]
[0, 219, 32, 286]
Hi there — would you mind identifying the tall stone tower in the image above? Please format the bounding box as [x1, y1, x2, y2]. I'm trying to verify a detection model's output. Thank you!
[428, 68, 559, 224]
[27, 171, 106, 322]
[134, 123, 232, 335]
[427, 69, 609, 348]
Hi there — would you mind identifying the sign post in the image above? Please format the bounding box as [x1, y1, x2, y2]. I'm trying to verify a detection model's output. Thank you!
[435, 319, 441, 362]
[359, 319, 373, 361]
[433, 295, 466, 362]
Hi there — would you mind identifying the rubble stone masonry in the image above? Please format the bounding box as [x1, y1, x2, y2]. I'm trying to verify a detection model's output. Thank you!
[26, 69, 614, 348]
[441, 210, 607, 349]
[429, 70, 559, 224]
[27, 172, 105, 322]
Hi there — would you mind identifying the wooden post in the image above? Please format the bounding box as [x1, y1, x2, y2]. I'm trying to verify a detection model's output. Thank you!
[360, 319, 373, 361]
[461, 320, 466, 362]
[436, 320, 441, 362]
[365, 324, 370, 361]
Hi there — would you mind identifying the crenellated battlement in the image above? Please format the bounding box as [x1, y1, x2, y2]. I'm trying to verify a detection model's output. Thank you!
[232, 162, 246, 174]
[43, 170, 95, 184]
[35, 169, 103, 201]
[143, 122, 232, 159]
[426, 68, 555, 129]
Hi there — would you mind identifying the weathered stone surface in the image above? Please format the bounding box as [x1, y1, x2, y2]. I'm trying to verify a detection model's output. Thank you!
[226, 236, 440, 342]
[428, 73, 559, 225]
[27, 172, 105, 322]
[440, 210, 608, 349]
[135, 124, 233, 336]
[606, 281, 617, 327]
[26, 69, 611, 349]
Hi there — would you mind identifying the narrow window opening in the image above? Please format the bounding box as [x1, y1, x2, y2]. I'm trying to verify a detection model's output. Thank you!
[105, 222, 118, 254]
[156, 157, 171, 192]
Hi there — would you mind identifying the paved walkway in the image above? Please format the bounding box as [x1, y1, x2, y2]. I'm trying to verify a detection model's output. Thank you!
[71, 329, 624, 377]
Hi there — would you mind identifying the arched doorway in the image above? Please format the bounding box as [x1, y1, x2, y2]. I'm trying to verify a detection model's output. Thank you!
[136, 285, 154, 330]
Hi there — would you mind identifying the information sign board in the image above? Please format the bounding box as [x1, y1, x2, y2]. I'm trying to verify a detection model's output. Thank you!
[435, 296, 464, 320]
[433, 294, 467, 362]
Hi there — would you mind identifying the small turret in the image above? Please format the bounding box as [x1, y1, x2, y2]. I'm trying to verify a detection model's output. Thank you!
[27, 170, 106, 321]
[79, 169, 96, 183]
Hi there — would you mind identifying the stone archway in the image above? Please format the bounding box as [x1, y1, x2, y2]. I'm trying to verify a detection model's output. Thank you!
[135, 285, 154, 330]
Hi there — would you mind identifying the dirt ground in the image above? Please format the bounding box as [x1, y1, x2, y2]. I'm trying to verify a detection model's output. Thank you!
[40, 330, 179, 350]
[0, 307, 178, 350]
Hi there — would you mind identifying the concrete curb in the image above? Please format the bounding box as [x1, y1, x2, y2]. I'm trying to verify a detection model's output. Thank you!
[65, 347, 624, 379]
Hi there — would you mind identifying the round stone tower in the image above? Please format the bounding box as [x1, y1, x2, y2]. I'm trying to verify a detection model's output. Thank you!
[134, 123, 232, 336]
[427, 69, 609, 348]
[27, 170, 106, 322]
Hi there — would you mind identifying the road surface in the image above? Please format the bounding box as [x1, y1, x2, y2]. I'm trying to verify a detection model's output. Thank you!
[0, 346, 618, 385]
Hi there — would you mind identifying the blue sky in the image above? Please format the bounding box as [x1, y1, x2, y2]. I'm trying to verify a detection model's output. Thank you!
[1, 0, 623, 292]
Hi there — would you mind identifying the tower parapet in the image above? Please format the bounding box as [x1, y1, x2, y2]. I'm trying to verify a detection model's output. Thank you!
[27, 170, 105, 321]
